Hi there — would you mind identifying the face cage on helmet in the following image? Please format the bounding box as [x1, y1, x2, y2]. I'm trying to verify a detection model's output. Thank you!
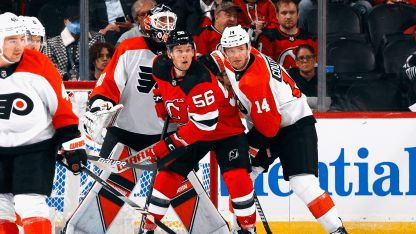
[146, 12, 177, 43]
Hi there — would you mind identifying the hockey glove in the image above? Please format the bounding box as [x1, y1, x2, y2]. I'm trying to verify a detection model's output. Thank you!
[57, 136, 87, 175]
[153, 88, 172, 122]
[81, 99, 123, 144]
[198, 50, 225, 76]
[148, 133, 187, 165]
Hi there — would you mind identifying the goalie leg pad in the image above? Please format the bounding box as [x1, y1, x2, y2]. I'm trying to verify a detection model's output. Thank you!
[144, 170, 184, 230]
[290, 174, 342, 233]
[0, 193, 15, 221]
[14, 194, 49, 220]
[223, 168, 256, 230]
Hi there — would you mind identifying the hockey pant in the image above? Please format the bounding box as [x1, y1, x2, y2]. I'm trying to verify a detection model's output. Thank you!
[144, 168, 256, 231]
[0, 193, 52, 234]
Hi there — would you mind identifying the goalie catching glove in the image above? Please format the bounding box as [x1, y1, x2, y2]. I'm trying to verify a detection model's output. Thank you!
[81, 99, 123, 144]
[148, 132, 187, 165]
[56, 134, 88, 175]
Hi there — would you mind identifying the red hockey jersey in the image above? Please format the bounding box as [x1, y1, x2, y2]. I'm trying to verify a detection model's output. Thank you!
[233, 0, 279, 30]
[0, 49, 78, 150]
[194, 25, 223, 57]
[152, 55, 245, 145]
[257, 26, 317, 70]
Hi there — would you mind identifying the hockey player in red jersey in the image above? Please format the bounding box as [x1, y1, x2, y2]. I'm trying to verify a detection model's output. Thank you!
[221, 25, 348, 234]
[257, 0, 317, 70]
[62, 4, 181, 233]
[0, 12, 87, 234]
[141, 29, 257, 234]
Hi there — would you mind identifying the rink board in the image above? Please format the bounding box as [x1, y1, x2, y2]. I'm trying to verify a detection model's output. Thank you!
[219, 112, 416, 232]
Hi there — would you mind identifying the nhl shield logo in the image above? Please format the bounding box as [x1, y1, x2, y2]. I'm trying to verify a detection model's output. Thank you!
[289, 36, 295, 42]
[1, 71, 6, 78]
[172, 79, 177, 87]
[229, 149, 239, 161]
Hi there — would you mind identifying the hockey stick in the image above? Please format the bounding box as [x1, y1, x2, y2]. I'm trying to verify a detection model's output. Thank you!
[138, 114, 171, 234]
[253, 192, 273, 234]
[86, 146, 185, 171]
[80, 165, 177, 234]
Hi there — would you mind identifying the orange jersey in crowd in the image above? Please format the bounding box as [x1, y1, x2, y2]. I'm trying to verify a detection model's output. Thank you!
[0, 49, 78, 148]
[152, 55, 245, 145]
[224, 48, 314, 138]
[233, 0, 279, 30]
[257, 26, 317, 70]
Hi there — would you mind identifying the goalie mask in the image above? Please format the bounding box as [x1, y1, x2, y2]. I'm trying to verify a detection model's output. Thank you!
[19, 16, 46, 51]
[144, 4, 177, 43]
[0, 12, 26, 64]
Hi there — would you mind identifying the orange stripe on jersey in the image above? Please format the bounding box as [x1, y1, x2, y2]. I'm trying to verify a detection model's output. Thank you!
[307, 192, 335, 219]
[15, 49, 79, 130]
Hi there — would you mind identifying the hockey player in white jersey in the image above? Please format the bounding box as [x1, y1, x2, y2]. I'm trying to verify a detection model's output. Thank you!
[18, 16, 46, 52]
[62, 5, 180, 233]
[0, 12, 87, 234]
[220, 25, 348, 234]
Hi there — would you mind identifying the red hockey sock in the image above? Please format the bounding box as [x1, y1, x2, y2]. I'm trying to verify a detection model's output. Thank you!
[144, 170, 184, 231]
[307, 191, 335, 219]
[0, 220, 19, 234]
[223, 168, 256, 230]
[22, 217, 51, 234]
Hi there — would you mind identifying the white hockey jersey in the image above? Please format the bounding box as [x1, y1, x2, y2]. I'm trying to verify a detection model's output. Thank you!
[89, 36, 176, 135]
[0, 49, 79, 149]
[224, 48, 313, 137]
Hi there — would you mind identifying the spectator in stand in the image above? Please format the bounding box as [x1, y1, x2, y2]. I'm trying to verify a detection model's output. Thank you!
[289, 44, 331, 111]
[194, 1, 241, 57]
[43, 10, 105, 81]
[89, 0, 137, 46]
[19, 16, 46, 52]
[373, 0, 416, 5]
[233, 0, 279, 40]
[89, 42, 115, 80]
[172, 0, 224, 35]
[298, 0, 372, 30]
[115, 0, 156, 47]
[257, 0, 317, 70]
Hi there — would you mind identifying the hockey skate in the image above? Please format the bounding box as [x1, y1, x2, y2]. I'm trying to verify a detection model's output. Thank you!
[331, 226, 348, 234]
[240, 229, 257, 234]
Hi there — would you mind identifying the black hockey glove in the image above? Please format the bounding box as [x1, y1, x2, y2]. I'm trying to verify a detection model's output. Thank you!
[57, 135, 88, 175]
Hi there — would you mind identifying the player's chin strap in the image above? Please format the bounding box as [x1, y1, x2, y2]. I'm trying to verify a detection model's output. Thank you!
[0, 51, 15, 64]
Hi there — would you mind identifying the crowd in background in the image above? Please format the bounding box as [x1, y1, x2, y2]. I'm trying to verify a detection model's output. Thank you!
[3, 0, 416, 111]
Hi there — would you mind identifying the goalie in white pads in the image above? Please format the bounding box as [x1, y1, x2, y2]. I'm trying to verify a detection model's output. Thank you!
[0, 12, 87, 234]
[220, 25, 348, 234]
[62, 4, 180, 233]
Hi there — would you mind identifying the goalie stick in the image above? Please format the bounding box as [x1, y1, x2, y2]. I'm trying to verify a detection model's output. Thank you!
[253, 192, 273, 234]
[139, 114, 171, 234]
[86, 146, 185, 171]
[80, 165, 177, 234]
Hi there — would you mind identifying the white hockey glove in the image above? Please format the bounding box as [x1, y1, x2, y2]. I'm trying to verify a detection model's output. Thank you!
[81, 99, 123, 144]
[404, 54, 416, 81]
[57, 135, 87, 175]
[250, 166, 265, 183]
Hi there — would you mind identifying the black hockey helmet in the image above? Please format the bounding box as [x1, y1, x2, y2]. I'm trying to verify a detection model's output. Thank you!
[144, 4, 177, 43]
[166, 29, 196, 52]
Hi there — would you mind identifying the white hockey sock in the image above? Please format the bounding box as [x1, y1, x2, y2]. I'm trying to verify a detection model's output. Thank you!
[290, 174, 342, 233]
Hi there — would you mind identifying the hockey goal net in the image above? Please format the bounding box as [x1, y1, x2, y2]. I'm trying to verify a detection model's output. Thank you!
[46, 81, 219, 234]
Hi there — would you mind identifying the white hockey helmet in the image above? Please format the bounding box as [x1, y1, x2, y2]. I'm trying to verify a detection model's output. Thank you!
[221, 25, 250, 50]
[19, 16, 46, 48]
[0, 12, 26, 64]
